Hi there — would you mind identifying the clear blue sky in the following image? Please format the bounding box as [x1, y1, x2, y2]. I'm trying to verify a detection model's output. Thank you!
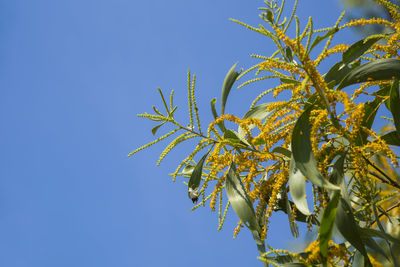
[0, 1, 358, 266]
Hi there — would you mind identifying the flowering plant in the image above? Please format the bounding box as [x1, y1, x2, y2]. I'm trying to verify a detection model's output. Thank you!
[130, 0, 400, 265]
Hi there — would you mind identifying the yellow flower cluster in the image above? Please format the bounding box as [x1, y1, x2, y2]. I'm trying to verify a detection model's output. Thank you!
[316, 44, 349, 65]
[258, 60, 304, 77]
[305, 240, 350, 265]
[340, 17, 394, 30]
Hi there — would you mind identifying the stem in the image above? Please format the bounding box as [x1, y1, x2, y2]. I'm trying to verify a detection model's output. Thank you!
[364, 156, 400, 189]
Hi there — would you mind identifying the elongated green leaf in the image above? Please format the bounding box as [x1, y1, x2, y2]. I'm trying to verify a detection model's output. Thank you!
[335, 198, 370, 265]
[225, 161, 260, 231]
[289, 156, 312, 216]
[221, 63, 240, 115]
[373, 204, 398, 266]
[360, 228, 400, 246]
[285, 47, 293, 62]
[224, 129, 249, 148]
[355, 95, 383, 146]
[329, 154, 348, 202]
[182, 165, 195, 175]
[251, 230, 266, 257]
[280, 78, 299, 85]
[324, 61, 352, 87]
[319, 191, 340, 261]
[272, 146, 292, 160]
[291, 107, 340, 191]
[151, 123, 164, 135]
[210, 98, 226, 132]
[261, 252, 309, 265]
[309, 28, 338, 52]
[275, 198, 320, 225]
[381, 131, 400, 146]
[364, 236, 390, 261]
[338, 58, 400, 90]
[389, 79, 400, 135]
[238, 103, 271, 140]
[285, 192, 299, 238]
[342, 36, 381, 65]
[188, 151, 209, 203]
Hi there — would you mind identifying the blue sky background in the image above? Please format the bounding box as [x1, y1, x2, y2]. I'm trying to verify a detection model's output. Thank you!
[0, 1, 361, 266]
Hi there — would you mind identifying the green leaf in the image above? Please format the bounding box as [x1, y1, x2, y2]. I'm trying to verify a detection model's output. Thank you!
[338, 58, 400, 90]
[151, 123, 164, 135]
[280, 77, 299, 85]
[355, 95, 383, 146]
[389, 79, 400, 134]
[225, 161, 260, 232]
[335, 198, 371, 265]
[266, 9, 274, 23]
[373, 204, 398, 266]
[329, 154, 349, 201]
[309, 28, 338, 52]
[285, 47, 293, 62]
[324, 61, 352, 88]
[381, 131, 400, 146]
[289, 156, 312, 216]
[360, 228, 400, 246]
[182, 165, 195, 175]
[272, 146, 292, 160]
[364, 236, 390, 262]
[285, 192, 299, 238]
[261, 252, 309, 265]
[319, 191, 340, 261]
[223, 129, 249, 148]
[210, 98, 226, 132]
[291, 107, 340, 191]
[188, 151, 209, 202]
[342, 36, 382, 65]
[238, 103, 271, 141]
[221, 63, 240, 115]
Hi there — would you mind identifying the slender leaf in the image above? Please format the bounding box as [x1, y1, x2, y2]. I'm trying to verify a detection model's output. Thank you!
[364, 236, 390, 261]
[291, 107, 340, 190]
[342, 36, 382, 65]
[309, 28, 338, 52]
[210, 98, 226, 132]
[280, 78, 299, 85]
[289, 156, 312, 216]
[272, 146, 292, 160]
[319, 191, 340, 261]
[389, 79, 400, 134]
[373, 204, 399, 266]
[182, 165, 195, 175]
[324, 61, 352, 88]
[238, 103, 271, 140]
[329, 154, 348, 201]
[285, 46, 293, 62]
[338, 58, 400, 90]
[335, 198, 370, 265]
[261, 252, 309, 265]
[355, 95, 383, 146]
[360, 228, 400, 246]
[225, 161, 260, 231]
[221, 63, 240, 115]
[286, 192, 299, 238]
[224, 129, 249, 148]
[381, 131, 400, 146]
[188, 151, 209, 203]
[151, 123, 164, 135]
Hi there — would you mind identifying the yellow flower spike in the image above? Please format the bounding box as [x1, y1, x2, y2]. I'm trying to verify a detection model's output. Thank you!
[233, 220, 244, 239]
[315, 43, 348, 65]
[339, 17, 395, 30]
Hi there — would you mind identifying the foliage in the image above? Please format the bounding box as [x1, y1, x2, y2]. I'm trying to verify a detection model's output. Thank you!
[130, 0, 400, 266]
